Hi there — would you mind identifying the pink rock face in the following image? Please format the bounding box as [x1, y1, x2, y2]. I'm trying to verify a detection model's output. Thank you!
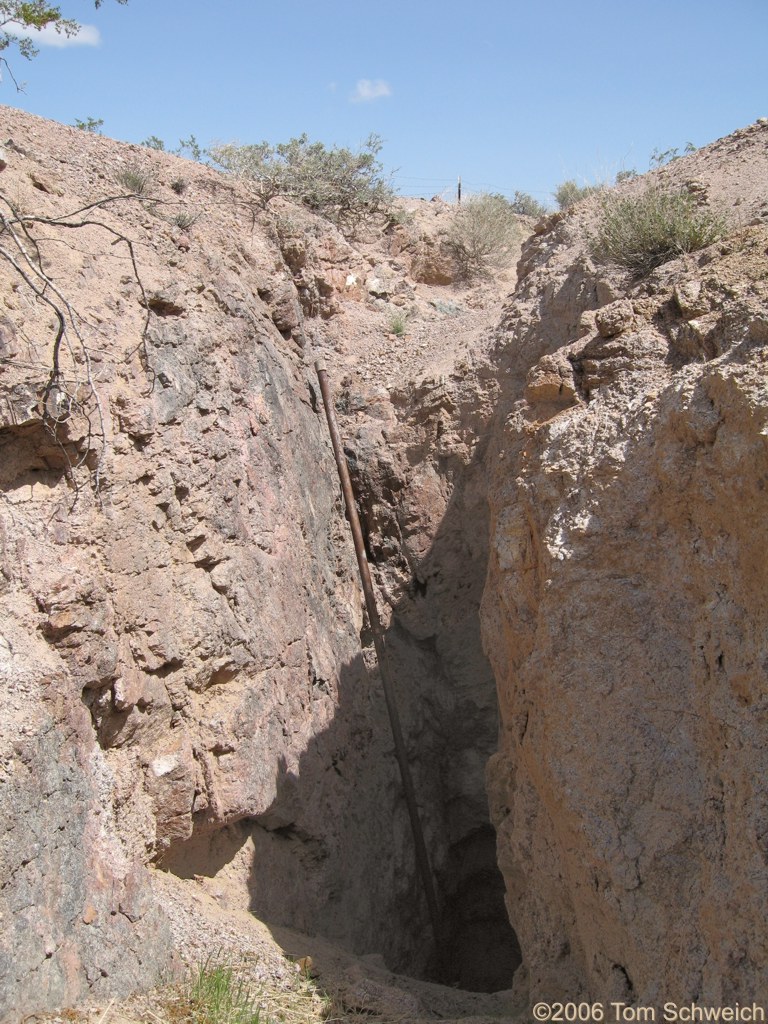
[0, 107, 518, 1016]
[0, 108, 385, 1015]
[3, 102, 767, 1020]
[482, 121, 768, 1005]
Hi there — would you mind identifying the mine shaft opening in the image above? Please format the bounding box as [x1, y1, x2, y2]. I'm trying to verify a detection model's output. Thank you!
[160, 817, 520, 994]
[437, 824, 522, 990]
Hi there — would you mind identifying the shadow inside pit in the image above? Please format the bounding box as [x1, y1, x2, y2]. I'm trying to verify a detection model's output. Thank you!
[161, 640, 520, 992]
[161, 417, 521, 993]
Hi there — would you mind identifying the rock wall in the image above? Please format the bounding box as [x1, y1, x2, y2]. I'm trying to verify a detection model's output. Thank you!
[335, 362, 521, 990]
[0, 107, 518, 1018]
[4, 102, 766, 1020]
[0, 109, 415, 1016]
[482, 121, 768, 1004]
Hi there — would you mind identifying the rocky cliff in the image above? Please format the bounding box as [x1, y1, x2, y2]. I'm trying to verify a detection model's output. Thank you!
[482, 121, 768, 1006]
[0, 104, 766, 1022]
[0, 105, 519, 1019]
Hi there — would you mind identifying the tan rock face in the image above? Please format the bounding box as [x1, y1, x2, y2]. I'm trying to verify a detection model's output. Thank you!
[4, 102, 768, 1020]
[0, 107, 520, 1017]
[0, 108, 410, 1014]
[482, 121, 768, 1005]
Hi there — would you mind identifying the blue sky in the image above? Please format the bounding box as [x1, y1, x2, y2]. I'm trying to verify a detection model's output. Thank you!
[2, 0, 766, 204]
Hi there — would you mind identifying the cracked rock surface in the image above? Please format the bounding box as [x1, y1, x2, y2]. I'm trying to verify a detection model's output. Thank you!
[483, 119, 768, 1006]
[2, 104, 767, 1022]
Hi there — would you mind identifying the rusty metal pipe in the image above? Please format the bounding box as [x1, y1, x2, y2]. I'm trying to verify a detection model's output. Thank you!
[315, 358, 443, 955]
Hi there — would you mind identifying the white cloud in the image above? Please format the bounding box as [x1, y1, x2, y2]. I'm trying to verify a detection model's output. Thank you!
[4, 20, 101, 47]
[350, 78, 392, 103]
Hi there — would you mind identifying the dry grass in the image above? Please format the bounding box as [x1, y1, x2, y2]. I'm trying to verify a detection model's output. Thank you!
[154, 959, 330, 1024]
[33, 960, 410, 1024]
[114, 164, 156, 196]
[590, 184, 729, 276]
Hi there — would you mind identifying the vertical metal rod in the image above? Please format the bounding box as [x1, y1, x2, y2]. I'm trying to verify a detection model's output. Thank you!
[457, 175, 462, 205]
[315, 358, 443, 954]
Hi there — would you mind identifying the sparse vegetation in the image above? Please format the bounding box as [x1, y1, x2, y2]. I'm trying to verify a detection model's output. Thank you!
[386, 205, 414, 228]
[147, 956, 335, 1024]
[649, 142, 697, 168]
[208, 133, 395, 230]
[510, 190, 548, 218]
[115, 163, 156, 195]
[590, 184, 728, 276]
[184, 961, 263, 1024]
[430, 299, 461, 316]
[447, 192, 519, 280]
[178, 134, 204, 161]
[140, 134, 204, 160]
[554, 179, 603, 210]
[73, 116, 104, 133]
[171, 210, 199, 231]
[388, 310, 408, 336]
[171, 177, 188, 195]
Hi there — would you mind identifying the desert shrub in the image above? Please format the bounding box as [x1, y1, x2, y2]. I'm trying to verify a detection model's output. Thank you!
[388, 310, 408, 336]
[448, 192, 519, 280]
[649, 142, 697, 168]
[386, 205, 414, 227]
[73, 116, 103, 133]
[115, 163, 156, 196]
[555, 179, 602, 210]
[208, 132, 395, 229]
[510, 190, 548, 218]
[590, 184, 728, 276]
[172, 210, 199, 230]
[178, 134, 204, 161]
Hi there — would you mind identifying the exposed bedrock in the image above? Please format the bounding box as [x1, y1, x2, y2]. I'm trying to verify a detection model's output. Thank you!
[482, 122, 768, 1005]
[331, 364, 521, 989]
[4, 105, 768, 1020]
[0, 106, 518, 1019]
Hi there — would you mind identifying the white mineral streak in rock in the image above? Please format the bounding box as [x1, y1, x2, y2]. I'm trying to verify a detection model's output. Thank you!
[150, 754, 180, 778]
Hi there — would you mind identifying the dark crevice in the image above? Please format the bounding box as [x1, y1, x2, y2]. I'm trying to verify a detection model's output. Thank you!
[154, 371, 521, 995]
[439, 826, 521, 990]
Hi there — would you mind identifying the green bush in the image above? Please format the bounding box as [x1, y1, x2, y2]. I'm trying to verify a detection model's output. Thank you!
[388, 310, 408, 336]
[510, 190, 548, 218]
[209, 132, 394, 229]
[649, 142, 697, 168]
[115, 163, 156, 196]
[73, 116, 103, 134]
[448, 192, 519, 280]
[555, 179, 602, 210]
[590, 184, 728, 276]
[172, 210, 199, 230]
